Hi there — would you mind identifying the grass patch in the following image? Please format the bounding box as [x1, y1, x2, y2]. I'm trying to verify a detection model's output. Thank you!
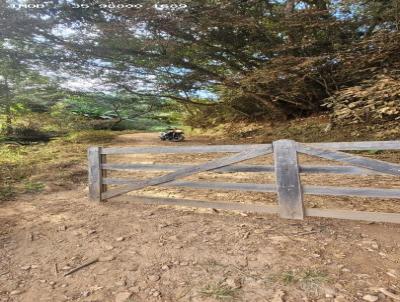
[63, 130, 117, 144]
[0, 130, 119, 201]
[279, 268, 329, 285]
[24, 181, 45, 193]
[273, 268, 329, 297]
[199, 282, 238, 300]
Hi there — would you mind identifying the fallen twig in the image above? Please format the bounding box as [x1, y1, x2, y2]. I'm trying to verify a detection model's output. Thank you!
[63, 258, 99, 277]
[293, 231, 318, 236]
[54, 263, 58, 276]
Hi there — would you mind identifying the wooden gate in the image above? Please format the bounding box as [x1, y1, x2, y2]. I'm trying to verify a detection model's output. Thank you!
[88, 140, 400, 223]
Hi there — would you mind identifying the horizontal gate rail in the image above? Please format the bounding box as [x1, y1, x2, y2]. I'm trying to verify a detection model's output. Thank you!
[102, 178, 400, 199]
[101, 144, 272, 154]
[111, 195, 400, 224]
[88, 139, 400, 224]
[302, 140, 400, 151]
[102, 163, 382, 175]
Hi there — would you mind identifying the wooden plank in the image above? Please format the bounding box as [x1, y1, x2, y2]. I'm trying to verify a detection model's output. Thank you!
[297, 144, 400, 176]
[306, 140, 400, 150]
[103, 178, 400, 199]
[100, 141, 400, 154]
[306, 208, 400, 224]
[102, 163, 275, 173]
[101, 154, 107, 194]
[304, 185, 400, 199]
[102, 146, 273, 200]
[101, 143, 272, 155]
[273, 140, 304, 219]
[103, 178, 277, 192]
[111, 195, 279, 214]
[102, 163, 380, 175]
[110, 195, 400, 224]
[88, 147, 102, 202]
[300, 165, 379, 175]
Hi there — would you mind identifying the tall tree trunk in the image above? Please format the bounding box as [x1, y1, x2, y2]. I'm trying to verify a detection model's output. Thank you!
[4, 105, 13, 136]
[3, 77, 13, 136]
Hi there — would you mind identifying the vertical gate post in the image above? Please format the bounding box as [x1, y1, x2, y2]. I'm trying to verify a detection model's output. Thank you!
[88, 147, 103, 202]
[273, 140, 304, 219]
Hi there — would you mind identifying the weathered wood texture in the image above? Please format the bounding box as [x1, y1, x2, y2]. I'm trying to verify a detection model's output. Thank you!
[88, 147, 102, 202]
[101, 140, 400, 155]
[103, 178, 400, 199]
[306, 208, 400, 224]
[304, 140, 400, 151]
[101, 154, 107, 194]
[101, 144, 272, 154]
[112, 195, 279, 214]
[273, 140, 304, 219]
[102, 163, 380, 175]
[110, 195, 400, 224]
[297, 144, 400, 176]
[102, 146, 273, 199]
[90, 139, 400, 223]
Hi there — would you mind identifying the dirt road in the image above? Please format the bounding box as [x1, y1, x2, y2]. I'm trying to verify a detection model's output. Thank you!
[1, 133, 400, 302]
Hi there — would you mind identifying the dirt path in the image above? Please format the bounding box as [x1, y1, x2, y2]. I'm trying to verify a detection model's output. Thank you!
[1, 133, 400, 302]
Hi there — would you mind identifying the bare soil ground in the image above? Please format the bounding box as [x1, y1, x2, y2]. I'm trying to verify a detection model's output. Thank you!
[1, 133, 400, 302]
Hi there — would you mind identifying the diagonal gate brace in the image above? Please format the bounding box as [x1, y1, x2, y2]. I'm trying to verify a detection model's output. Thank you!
[296, 144, 400, 176]
[102, 146, 273, 200]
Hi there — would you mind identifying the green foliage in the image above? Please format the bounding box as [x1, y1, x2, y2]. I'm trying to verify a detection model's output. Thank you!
[199, 282, 238, 300]
[1, 0, 400, 129]
[0, 185, 15, 201]
[24, 181, 45, 193]
[0, 130, 118, 201]
[63, 130, 117, 144]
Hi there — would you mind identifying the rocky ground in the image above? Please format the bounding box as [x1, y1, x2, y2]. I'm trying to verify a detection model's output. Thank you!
[1, 133, 400, 302]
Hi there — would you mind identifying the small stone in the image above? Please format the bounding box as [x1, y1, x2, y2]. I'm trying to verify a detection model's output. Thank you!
[49, 281, 56, 286]
[362, 294, 379, 302]
[104, 245, 114, 251]
[20, 265, 31, 271]
[129, 263, 139, 271]
[115, 279, 127, 286]
[88, 230, 96, 235]
[334, 296, 347, 302]
[115, 291, 132, 302]
[81, 291, 90, 297]
[148, 275, 160, 282]
[161, 265, 170, 270]
[116, 237, 125, 242]
[225, 278, 242, 289]
[129, 286, 140, 293]
[179, 261, 189, 266]
[99, 255, 115, 262]
[324, 287, 336, 298]
[152, 290, 161, 297]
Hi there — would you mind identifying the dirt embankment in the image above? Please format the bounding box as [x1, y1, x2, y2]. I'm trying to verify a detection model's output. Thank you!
[1, 132, 400, 302]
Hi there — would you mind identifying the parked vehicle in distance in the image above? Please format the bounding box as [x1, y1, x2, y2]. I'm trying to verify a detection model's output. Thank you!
[160, 128, 185, 142]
